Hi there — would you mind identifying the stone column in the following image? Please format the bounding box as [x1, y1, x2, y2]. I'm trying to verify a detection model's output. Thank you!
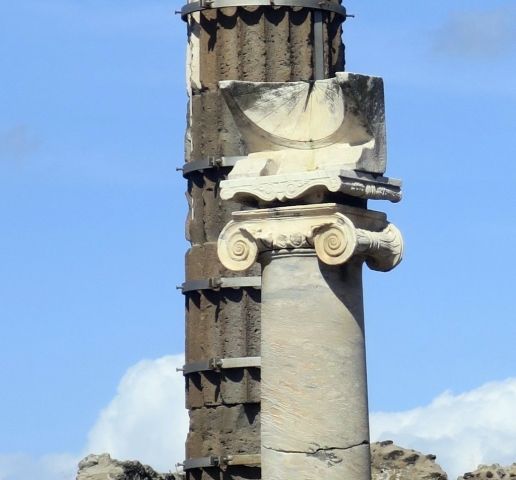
[179, 3, 347, 480]
[218, 204, 403, 479]
[260, 251, 370, 479]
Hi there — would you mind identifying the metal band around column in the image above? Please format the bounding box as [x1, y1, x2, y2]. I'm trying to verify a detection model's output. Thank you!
[179, 356, 261, 375]
[178, 0, 347, 21]
[179, 454, 261, 470]
[178, 276, 261, 293]
[177, 156, 246, 177]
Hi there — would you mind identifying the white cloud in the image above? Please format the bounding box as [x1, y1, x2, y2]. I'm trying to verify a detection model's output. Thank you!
[84, 354, 188, 473]
[370, 377, 516, 479]
[0, 354, 188, 480]
[4, 355, 516, 480]
[431, 7, 516, 60]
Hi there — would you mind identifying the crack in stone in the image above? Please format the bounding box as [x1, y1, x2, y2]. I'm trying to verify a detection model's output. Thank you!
[263, 441, 369, 467]
[262, 440, 369, 456]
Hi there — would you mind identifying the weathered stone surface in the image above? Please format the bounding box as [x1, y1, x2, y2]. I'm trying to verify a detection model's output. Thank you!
[217, 203, 403, 272]
[186, 8, 345, 92]
[216, 201, 403, 479]
[184, 285, 261, 409]
[260, 250, 370, 480]
[187, 404, 261, 458]
[265, 443, 371, 480]
[458, 463, 516, 480]
[220, 169, 402, 204]
[77, 454, 178, 480]
[183, 4, 346, 479]
[78, 445, 516, 480]
[217, 72, 387, 194]
[370, 441, 448, 480]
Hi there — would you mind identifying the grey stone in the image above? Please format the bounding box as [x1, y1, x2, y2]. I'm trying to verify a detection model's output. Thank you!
[183, 5, 346, 477]
[259, 250, 371, 480]
[76, 454, 178, 480]
[458, 463, 516, 480]
[370, 441, 448, 480]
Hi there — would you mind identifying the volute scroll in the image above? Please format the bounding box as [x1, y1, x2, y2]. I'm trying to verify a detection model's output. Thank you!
[217, 205, 403, 272]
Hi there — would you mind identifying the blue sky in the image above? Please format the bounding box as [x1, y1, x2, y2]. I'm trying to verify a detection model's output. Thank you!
[1, 1, 516, 479]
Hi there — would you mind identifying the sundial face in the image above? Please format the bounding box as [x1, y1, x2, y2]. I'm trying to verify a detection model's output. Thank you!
[230, 79, 345, 143]
[219, 72, 385, 174]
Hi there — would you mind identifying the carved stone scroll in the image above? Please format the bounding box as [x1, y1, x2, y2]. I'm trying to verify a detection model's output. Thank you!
[217, 203, 403, 272]
[220, 169, 402, 203]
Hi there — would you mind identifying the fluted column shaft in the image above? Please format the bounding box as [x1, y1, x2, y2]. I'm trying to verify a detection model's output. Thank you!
[183, 6, 345, 480]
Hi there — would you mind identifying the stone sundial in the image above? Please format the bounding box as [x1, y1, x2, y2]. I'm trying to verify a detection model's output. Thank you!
[219, 73, 402, 203]
[221, 79, 346, 147]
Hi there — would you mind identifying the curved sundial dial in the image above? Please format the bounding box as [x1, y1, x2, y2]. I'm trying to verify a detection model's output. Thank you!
[218, 73, 392, 203]
[220, 78, 349, 150]
[233, 80, 345, 145]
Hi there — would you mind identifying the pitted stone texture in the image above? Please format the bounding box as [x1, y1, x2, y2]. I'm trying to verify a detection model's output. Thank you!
[186, 7, 344, 92]
[187, 405, 261, 459]
[186, 93, 245, 165]
[185, 169, 243, 246]
[187, 466, 260, 480]
[184, 4, 345, 477]
[185, 9, 345, 163]
[77, 454, 178, 480]
[185, 285, 261, 408]
[185, 243, 261, 280]
[458, 463, 516, 480]
[371, 441, 448, 480]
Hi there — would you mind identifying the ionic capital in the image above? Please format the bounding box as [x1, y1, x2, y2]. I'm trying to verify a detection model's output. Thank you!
[217, 204, 403, 272]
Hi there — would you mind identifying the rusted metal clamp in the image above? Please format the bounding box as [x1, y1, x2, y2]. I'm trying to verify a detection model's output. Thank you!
[177, 454, 261, 470]
[177, 356, 261, 375]
[177, 156, 246, 177]
[177, 276, 261, 293]
[177, 0, 347, 21]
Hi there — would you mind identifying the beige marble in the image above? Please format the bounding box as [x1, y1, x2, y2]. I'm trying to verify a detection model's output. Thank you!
[217, 203, 403, 272]
[219, 72, 386, 176]
[220, 168, 402, 203]
[217, 203, 403, 480]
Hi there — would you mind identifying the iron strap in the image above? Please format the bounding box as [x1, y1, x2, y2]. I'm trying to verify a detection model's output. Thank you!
[313, 9, 324, 80]
[179, 0, 347, 21]
[180, 454, 261, 470]
[178, 276, 261, 293]
[178, 156, 246, 176]
[180, 356, 261, 375]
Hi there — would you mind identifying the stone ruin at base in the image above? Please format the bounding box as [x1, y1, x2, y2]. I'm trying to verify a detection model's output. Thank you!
[77, 442, 516, 480]
[176, 0, 402, 479]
